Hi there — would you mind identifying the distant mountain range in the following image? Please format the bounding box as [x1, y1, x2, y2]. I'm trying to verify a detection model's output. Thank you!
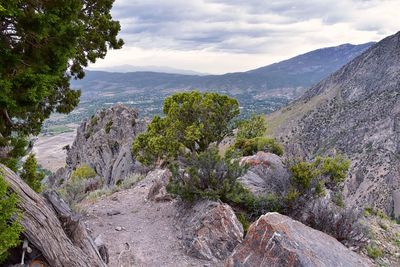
[73, 42, 374, 102]
[88, 65, 209, 76]
[267, 31, 400, 218]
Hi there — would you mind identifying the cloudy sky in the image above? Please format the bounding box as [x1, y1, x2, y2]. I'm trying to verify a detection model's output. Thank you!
[90, 0, 400, 74]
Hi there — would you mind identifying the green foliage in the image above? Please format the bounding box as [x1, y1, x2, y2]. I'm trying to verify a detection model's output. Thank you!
[20, 154, 44, 192]
[319, 155, 350, 184]
[289, 155, 350, 194]
[236, 114, 267, 139]
[0, 172, 23, 262]
[132, 91, 240, 165]
[167, 147, 246, 202]
[229, 137, 284, 158]
[236, 213, 251, 235]
[105, 120, 113, 134]
[290, 161, 320, 190]
[0, 134, 28, 171]
[0, 0, 123, 164]
[366, 244, 383, 259]
[70, 164, 96, 182]
[167, 147, 282, 224]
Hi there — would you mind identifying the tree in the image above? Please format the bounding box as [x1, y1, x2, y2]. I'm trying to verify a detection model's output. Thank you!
[236, 114, 267, 139]
[0, 172, 23, 263]
[0, 0, 123, 167]
[20, 154, 44, 192]
[132, 91, 240, 165]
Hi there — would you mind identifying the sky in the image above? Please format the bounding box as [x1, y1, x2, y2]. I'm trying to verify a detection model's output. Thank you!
[90, 0, 400, 74]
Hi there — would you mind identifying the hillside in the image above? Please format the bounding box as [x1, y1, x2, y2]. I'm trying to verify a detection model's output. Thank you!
[267, 31, 400, 218]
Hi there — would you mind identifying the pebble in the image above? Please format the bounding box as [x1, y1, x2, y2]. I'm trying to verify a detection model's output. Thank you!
[115, 226, 123, 231]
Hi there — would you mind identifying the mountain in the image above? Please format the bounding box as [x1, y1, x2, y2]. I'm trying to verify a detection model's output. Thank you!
[74, 42, 373, 101]
[88, 64, 209, 76]
[267, 32, 400, 218]
[66, 42, 373, 122]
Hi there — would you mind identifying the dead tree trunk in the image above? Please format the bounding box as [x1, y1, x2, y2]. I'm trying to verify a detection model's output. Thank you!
[1, 164, 107, 267]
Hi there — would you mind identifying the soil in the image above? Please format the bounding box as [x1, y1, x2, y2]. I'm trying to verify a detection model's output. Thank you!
[79, 176, 214, 267]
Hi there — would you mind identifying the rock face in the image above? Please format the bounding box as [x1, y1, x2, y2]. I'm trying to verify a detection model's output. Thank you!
[225, 213, 371, 267]
[267, 31, 400, 217]
[178, 200, 244, 262]
[239, 152, 291, 196]
[65, 104, 145, 185]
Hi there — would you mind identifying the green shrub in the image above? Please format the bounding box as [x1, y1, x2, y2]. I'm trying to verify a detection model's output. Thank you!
[167, 147, 247, 202]
[90, 115, 98, 127]
[0, 173, 23, 263]
[237, 213, 251, 235]
[230, 137, 283, 157]
[290, 161, 319, 190]
[59, 164, 98, 205]
[71, 164, 96, 181]
[366, 244, 383, 259]
[20, 154, 44, 192]
[105, 120, 113, 134]
[236, 114, 267, 139]
[319, 155, 350, 185]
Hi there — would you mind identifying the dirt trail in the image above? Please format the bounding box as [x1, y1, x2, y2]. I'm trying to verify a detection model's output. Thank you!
[80, 177, 212, 267]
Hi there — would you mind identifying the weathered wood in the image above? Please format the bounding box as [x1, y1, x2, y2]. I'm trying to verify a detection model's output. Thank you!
[1, 164, 107, 267]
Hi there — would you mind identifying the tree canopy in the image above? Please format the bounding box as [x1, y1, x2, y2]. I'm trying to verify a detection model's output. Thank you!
[0, 0, 123, 167]
[132, 91, 240, 165]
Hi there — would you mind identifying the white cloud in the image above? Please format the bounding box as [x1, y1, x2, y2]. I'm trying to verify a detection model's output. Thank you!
[91, 0, 400, 74]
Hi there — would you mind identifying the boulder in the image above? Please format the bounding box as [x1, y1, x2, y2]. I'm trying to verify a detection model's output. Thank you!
[64, 104, 146, 185]
[239, 152, 291, 196]
[146, 169, 173, 202]
[179, 200, 244, 262]
[225, 212, 371, 267]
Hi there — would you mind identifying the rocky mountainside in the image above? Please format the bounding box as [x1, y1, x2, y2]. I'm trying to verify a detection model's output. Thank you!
[62, 104, 145, 185]
[267, 31, 400, 218]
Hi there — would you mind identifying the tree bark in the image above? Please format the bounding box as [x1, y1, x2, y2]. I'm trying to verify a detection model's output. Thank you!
[1, 164, 107, 267]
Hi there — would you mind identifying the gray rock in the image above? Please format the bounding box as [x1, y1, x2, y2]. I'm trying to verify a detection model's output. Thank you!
[239, 152, 291, 197]
[146, 169, 172, 202]
[178, 200, 244, 262]
[225, 212, 372, 267]
[65, 103, 146, 185]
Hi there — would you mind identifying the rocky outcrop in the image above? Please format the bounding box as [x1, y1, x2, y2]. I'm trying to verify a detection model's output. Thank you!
[225, 212, 371, 267]
[65, 104, 145, 185]
[146, 169, 172, 202]
[267, 31, 400, 217]
[239, 152, 291, 197]
[178, 200, 244, 262]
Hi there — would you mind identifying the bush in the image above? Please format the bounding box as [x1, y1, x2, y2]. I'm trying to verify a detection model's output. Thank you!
[59, 164, 99, 205]
[236, 114, 267, 139]
[105, 120, 113, 134]
[20, 154, 44, 192]
[305, 203, 367, 247]
[167, 147, 281, 223]
[0, 173, 23, 263]
[70, 164, 96, 181]
[290, 161, 319, 190]
[229, 137, 284, 157]
[167, 147, 247, 202]
[366, 244, 383, 259]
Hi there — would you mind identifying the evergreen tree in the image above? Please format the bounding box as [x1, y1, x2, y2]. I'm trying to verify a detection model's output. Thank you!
[20, 154, 43, 192]
[0, 172, 23, 263]
[0, 0, 123, 167]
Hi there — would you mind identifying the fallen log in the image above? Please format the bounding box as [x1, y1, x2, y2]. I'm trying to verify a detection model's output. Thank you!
[1, 164, 107, 267]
